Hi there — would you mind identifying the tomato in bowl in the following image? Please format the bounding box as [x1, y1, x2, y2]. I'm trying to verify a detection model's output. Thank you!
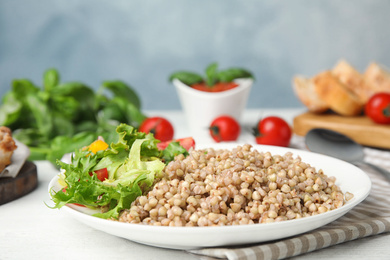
[191, 82, 239, 92]
[170, 63, 254, 136]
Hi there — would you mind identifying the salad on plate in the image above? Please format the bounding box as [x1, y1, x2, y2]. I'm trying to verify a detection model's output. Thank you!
[49, 123, 193, 220]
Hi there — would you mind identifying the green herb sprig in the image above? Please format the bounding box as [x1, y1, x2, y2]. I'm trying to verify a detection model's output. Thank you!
[169, 62, 254, 87]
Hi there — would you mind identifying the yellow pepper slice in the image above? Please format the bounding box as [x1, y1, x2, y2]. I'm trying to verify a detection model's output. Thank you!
[88, 139, 109, 154]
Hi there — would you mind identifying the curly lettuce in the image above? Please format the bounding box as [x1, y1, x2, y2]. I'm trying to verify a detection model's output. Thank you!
[49, 123, 188, 219]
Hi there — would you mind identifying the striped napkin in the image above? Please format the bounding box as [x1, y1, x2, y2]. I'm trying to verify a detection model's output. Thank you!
[188, 136, 390, 260]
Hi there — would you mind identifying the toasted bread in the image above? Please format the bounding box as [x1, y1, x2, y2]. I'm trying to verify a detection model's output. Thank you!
[0, 126, 17, 172]
[332, 60, 373, 103]
[292, 76, 329, 113]
[364, 62, 390, 95]
[313, 71, 363, 116]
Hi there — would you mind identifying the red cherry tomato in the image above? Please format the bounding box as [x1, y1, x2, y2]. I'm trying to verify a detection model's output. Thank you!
[254, 116, 292, 147]
[90, 168, 108, 182]
[157, 137, 196, 151]
[209, 115, 240, 142]
[139, 117, 174, 142]
[365, 93, 390, 124]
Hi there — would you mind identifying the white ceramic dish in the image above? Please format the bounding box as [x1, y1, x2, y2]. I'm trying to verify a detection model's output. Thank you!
[48, 143, 371, 250]
[173, 78, 253, 137]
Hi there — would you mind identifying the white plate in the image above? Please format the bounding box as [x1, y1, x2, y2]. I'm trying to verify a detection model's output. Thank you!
[48, 143, 371, 250]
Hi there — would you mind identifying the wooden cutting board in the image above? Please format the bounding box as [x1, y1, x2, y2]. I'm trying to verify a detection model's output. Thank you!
[293, 112, 390, 149]
[0, 161, 37, 205]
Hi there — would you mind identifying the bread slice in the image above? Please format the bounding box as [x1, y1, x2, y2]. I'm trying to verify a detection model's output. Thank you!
[313, 71, 363, 116]
[292, 76, 329, 113]
[364, 62, 390, 95]
[0, 126, 17, 172]
[332, 59, 373, 104]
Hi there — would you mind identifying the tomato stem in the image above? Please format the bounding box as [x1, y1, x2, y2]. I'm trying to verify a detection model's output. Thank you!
[209, 126, 222, 142]
[383, 104, 390, 117]
[149, 118, 163, 136]
[252, 125, 261, 137]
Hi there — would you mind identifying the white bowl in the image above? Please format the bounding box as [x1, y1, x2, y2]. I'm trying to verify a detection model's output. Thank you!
[173, 78, 253, 136]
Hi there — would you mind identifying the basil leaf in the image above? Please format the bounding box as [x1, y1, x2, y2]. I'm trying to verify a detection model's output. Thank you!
[51, 82, 97, 122]
[25, 94, 53, 139]
[12, 79, 40, 98]
[51, 82, 96, 109]
[51, 95, 80, 120]
[99, 97, 146, 128]
[29, 146, 51, 161]
[43, 68, 60, 92]
[0, 92, 22, 126]
[100, 81, 141, 110]
[52, 112, 75, 137]
[123, 101, 147, 128]
[99, 100, 127, 123]
[75, 121, 100, 133]
[217, 68, 254, 82]
[168, 71, 203, 86]
[205, 62, 218, 86]
[13, 128, 45, 147]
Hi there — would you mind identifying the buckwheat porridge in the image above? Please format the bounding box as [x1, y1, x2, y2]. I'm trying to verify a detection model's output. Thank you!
[119, 144, 353, 226]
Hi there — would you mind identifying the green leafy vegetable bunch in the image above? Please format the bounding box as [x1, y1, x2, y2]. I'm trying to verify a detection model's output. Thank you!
[0, 68, 146, 164]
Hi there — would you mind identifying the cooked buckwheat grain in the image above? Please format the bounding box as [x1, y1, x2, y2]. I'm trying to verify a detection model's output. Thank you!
[118, 144, 352, 226]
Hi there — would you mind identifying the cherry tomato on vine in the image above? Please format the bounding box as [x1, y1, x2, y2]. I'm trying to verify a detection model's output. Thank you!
[365, 93, 390, 124]
[139, 117, 174, 142]
[209, 115, 240, 142]
[254, 116, 292, 147]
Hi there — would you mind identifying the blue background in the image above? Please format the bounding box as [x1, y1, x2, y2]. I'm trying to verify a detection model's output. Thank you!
[1, 0, 390, 110]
